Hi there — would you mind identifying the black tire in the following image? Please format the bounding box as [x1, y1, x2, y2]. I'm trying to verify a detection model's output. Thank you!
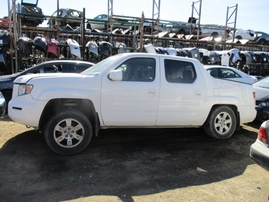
[204, 106, 236, 139]
[211, 32, 219, 38]
[44, 109, 92, 155]
[178, 29, 185, 35]
[144, 26, 150, 34]
[259, 39, 266, 45]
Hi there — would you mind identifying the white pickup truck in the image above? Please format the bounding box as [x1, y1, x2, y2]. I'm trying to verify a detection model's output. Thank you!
[8, 53, 257, 155]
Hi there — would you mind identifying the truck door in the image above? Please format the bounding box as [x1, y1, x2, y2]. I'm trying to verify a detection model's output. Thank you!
[100, 57, 160, 126]
[156, 58, 208, 126]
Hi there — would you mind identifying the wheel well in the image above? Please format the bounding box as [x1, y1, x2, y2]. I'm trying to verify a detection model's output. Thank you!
[39, 99, 100, 135]
[205, 104, 239, 127]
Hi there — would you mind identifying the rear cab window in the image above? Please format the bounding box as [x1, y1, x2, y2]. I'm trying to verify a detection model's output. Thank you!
[164, 59, 196, 83]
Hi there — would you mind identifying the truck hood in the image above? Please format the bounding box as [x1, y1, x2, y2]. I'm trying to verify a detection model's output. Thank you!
[13, 73, 85, 84]
[13, 73, 98, 101]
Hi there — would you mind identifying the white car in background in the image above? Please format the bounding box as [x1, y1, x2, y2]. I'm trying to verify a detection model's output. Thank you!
[204, 65, 258, 84]
[253, 76, 269, 100]
[199, 24, 229, 39]
[228, 28, 255, 41]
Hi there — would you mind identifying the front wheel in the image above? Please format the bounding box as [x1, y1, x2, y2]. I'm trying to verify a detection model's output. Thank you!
[44, 109, 92, 155]
[203, 106, 236, 139]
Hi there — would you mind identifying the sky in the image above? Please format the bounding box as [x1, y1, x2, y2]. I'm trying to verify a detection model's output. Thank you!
[1, 0, 269, 33]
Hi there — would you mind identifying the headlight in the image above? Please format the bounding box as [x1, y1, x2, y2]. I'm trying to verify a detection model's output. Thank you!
[18, 84, 33, 96]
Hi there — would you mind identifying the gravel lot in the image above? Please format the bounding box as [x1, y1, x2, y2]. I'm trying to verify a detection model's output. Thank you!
[0, 114, 269, 202]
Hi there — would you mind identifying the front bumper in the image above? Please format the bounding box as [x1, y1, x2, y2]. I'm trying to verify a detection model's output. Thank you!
[8, 97, 46, 128]
[250, 140, 269, 171]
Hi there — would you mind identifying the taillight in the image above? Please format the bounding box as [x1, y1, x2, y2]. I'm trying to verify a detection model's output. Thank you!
[258, 125, 268, 145]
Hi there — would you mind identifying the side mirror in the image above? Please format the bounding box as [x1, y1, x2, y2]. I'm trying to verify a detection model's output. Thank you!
[108, 70, 123, 81]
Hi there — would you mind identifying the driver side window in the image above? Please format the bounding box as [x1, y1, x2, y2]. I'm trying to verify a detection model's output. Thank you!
[116, 58, 156, 82]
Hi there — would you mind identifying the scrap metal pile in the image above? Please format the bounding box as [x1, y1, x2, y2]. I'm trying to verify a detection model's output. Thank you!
[0, 0, 269, 76]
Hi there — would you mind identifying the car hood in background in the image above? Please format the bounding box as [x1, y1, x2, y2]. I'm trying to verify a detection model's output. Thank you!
[254, 86, 269, 100]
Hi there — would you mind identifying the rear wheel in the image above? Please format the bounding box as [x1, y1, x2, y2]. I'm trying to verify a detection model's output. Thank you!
[44, 109, 92, 155]
[204, 106, 236, 139]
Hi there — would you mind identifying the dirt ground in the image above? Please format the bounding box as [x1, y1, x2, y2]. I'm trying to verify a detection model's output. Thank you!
[0, 114, 269, 202]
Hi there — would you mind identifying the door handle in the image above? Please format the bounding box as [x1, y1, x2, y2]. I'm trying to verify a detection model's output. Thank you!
[148, 88, 156, 96]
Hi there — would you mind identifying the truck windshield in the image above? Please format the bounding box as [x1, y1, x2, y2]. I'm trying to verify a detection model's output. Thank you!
[81, 54, 122, 76]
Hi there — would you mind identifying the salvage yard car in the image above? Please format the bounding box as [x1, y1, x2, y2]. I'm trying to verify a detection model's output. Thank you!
[250, 120, 269, 171]
[255, 95, 269, 122]
[12, 0, 45, 27]
[205, 65, 258, 84]
[0, 60, 95, 105]
[87, 14, 132, 31]
[253, 76, 269, 101]
[163, 21, 199, 35]
[249, 31, 269, 45]
[8, 53, 257, 155]
[48, 8, 83, 29]
[253, 76, 269, 122]
[230, 28, 255, 41]
[199, 25, 229, 39]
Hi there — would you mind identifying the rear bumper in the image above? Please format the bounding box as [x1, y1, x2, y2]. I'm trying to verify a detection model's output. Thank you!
[250, 140, 269, 171]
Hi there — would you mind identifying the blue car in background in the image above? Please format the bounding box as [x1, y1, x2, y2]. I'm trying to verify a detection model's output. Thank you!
[0, 60, 95, 106]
